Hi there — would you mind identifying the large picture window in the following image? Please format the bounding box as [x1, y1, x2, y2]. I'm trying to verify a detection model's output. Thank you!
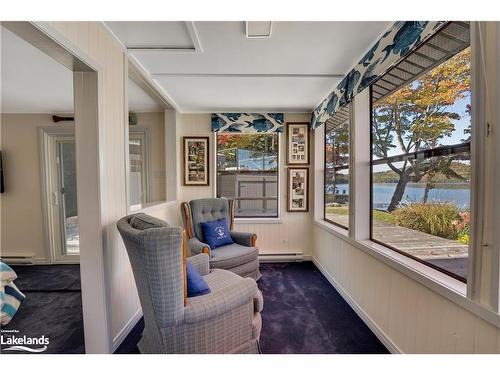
[324, 105, 350, 228]
[217, 133, 279, 218]
[370, 22, 471, 282]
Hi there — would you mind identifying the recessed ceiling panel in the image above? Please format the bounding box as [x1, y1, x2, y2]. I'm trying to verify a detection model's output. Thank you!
[106, 21, 194, 49]
[246, 21, 272, 38]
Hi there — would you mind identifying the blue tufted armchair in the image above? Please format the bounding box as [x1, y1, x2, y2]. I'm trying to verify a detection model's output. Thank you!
[180, 198, 261, 280]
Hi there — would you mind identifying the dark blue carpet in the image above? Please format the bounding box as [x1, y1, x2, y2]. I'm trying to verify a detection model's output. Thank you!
[115, 262, 388, 354]
[1, 265, 85, 354]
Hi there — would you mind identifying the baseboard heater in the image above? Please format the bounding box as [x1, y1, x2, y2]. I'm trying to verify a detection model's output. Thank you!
[259, 252, 303, 262]
[1, 254, 35, 264]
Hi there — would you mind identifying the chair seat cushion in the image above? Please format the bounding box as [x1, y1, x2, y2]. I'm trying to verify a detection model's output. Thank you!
[203, 268, 243, 291]
[210, 243, 258, 269]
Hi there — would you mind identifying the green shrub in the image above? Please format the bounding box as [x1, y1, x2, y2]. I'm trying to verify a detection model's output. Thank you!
[393, 203, 461, 240]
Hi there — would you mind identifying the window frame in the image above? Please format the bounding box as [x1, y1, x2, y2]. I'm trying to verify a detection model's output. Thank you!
[323, 107, 351, 230]
[125, 57, 175, 214]
[367, 28, 473, 283]
[368, 86, 470, 283]
[215, 132, 280, 219]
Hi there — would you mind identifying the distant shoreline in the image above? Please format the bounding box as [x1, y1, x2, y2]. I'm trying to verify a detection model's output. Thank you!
[373, 182, 470, 190]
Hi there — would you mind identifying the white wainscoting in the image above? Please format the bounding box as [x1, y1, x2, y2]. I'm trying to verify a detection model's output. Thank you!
[312, 223, 500, 353]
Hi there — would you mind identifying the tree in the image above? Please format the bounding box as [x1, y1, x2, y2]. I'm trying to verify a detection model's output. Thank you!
[217, 134, 278, 171]
[372, 47, 471, 211]
[325, 122, 349, 202]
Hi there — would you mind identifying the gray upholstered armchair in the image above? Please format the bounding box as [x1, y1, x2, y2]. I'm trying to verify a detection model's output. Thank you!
[117, 213, 263, 354]
[180, 198, 261, 280]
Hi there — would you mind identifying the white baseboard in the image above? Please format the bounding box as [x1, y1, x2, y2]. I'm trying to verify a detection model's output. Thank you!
[112, 308, 143, 352]
[311, 256, 402, 354]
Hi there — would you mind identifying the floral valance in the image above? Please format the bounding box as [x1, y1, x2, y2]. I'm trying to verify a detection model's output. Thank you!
[211, 113, 284, 133]
[310, 21, 446, 130]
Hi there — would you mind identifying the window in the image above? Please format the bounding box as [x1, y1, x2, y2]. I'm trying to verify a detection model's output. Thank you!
[370, 22, 471, 282]
[217, 133, 279, 218]
[127, 77, 167, 209]
[324, 105, 350, 228]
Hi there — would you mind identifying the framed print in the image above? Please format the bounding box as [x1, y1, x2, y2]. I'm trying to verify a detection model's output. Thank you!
[183, 136, 209, 186]
[286, 122, 310, 165]
[287, 168, 309, 212]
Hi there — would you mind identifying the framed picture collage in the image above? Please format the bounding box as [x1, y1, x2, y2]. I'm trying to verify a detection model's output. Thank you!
[286, 122, 310, 212]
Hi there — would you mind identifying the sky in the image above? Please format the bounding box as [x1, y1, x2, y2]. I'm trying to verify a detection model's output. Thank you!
[372, 91, 471, 174]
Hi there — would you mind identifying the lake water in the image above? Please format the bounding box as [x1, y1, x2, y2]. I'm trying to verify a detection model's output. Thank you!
[331, 183, 470, 210]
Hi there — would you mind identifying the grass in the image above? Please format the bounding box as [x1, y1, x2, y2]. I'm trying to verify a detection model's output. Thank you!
[326, 203, 469, 243]
[325, 206, 396, 224]
[372, 210, 396, 224]
[325, 206, 348, 215]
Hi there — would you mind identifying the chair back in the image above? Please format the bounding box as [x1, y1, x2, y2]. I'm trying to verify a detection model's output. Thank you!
[117, 214, 185, 329]
[182, 198, 234, 242]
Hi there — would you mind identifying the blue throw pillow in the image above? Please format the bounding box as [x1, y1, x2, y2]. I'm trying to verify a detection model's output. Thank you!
[186, 262, 210, 297]
[201, 218, 234, 249]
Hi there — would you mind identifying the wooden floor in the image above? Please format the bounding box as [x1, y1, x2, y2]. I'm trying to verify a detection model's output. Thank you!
[325, 213, 468, 260]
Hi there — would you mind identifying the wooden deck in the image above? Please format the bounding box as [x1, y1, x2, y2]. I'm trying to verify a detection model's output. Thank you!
[325, 213, 468, 260]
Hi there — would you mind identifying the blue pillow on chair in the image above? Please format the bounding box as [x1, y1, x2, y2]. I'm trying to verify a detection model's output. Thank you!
[186, 262, 210, 297]
[201, 218, 234, 249]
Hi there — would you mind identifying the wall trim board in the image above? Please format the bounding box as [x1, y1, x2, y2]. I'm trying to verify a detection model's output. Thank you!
[311, 256, 402, 354]
[112, 308, 143, 352]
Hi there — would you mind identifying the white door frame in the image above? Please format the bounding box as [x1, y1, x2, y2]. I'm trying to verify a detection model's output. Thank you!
[39, 127, 80, 264]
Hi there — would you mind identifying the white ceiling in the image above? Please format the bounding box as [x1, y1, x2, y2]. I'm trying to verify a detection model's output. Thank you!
[128, 79, 163, 112]
[1, 26, 74, 114]
[1, 22, 392, 114]
[1, 26, 161, 114]
[106, 21, 392, 112]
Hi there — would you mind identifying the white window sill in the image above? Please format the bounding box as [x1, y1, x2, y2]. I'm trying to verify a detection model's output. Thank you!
[234, 217, 282, 224]
[314, 219, 500, 329]
[129, 200, 177, 214]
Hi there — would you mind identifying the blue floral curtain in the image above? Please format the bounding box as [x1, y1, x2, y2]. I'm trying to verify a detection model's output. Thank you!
[310, 21, 446, 130]
[211, 113, 284, 133]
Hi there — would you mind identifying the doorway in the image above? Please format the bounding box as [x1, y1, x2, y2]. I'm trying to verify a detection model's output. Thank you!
[41, 130, 80, 263]
[1, 21, 110, 353]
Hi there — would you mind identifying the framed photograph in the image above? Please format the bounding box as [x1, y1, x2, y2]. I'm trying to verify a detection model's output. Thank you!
[287, 168, 309, 212]
[286, 122, 310, 165]
[183, 136, 209, 186]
